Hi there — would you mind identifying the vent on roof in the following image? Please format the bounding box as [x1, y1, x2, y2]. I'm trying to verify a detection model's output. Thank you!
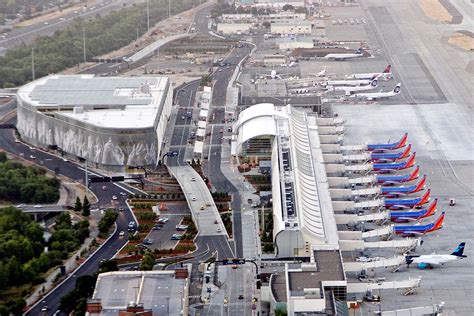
[73, 106, 84, 114]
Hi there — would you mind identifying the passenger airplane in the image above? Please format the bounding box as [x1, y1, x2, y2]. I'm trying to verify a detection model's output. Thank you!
[376, 166, 420, 185]
[390, 198, 437, 222]
[406, 242, 467, 269]
[371, 144, 412, 162]
[385, 189, 431, 210]
[332, 78, 378, 95]
[310, 67, 327, 77]
[394, 211, 445, 236]
[381, 175, 426, 197]
[257, 70, 282, 80]
[324, 48, 364, 61]
[346, 64, 393, 81]
[326, 76, 376, 87]
[368, 133, 408, 151]
[372, 153, 416, 172]
[352, 83, 401, 101]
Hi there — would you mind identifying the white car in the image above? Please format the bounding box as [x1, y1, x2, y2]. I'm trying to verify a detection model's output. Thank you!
[119, 231, 125, 237]
[33, 205, 43, 208]
[191, 197, 197, 201]
[190, 177, 196, 181]
[120, 192, 127, 196]
[29, 155, 36, 159]
[112, 195, 118, 200]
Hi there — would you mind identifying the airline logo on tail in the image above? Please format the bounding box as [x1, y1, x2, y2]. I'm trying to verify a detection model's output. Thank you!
[383, 65, 391, 73]
[451, 242, 467, 258]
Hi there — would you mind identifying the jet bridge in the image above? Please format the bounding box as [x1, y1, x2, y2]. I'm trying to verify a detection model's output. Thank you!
[330, 187, 380, 199]
[323, 153, 370, 164]
[335, 211, 389, 225]
[332, 199, 384, 212]
[347, 277, 422, 296]
[338, 226, 393, 239]
[343, 256, 405, 273]
[328, 175, 377, 188]
[339, 238, 421, 253]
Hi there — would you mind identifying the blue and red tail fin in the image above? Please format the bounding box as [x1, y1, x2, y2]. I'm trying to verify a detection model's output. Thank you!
[423, 198, 437, 218]
[400, 144, 412, 159]
[418, 189, 431, 205]
[404, 152, 416, 169]
[408, 166, 420, 181]
[429, 211, 445, 232]
[413, 175, 426, 193]
[451, 242, 467, 257]
[383, 65, 391, 73]
[394, 133, 408, 149]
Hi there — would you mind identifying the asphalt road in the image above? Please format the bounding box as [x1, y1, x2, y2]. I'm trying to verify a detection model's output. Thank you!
[0, 0, 137, 54]
[0, 112, 143, 315]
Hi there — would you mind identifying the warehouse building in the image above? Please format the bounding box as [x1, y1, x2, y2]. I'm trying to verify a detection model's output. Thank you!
[16, 74, 172, 171]
[271, 21, 312, 35]
[216, 23, 252, 35]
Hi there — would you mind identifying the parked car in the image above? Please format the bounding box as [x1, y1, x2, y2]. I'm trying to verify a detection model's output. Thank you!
[119, 231, 125, 237]
[143, 238, 153, 245]
[171, 234, 183, 240]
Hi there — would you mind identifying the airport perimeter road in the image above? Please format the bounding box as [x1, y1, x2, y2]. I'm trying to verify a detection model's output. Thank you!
[0, 0, 137, 54]
[0, 117, 139, 316]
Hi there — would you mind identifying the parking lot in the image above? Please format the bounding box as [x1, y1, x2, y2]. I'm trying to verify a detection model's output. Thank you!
[143, 201, 191, 251]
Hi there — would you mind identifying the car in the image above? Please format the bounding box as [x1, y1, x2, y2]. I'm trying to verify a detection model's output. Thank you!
[216, 228, 222, 233]
[118, 207, 124, 211]
[119, 231, 125, 237]
[200, 206, 205, 210]
[192, 197, 197, 201]
[218, 68, 223, 72]
[152, 226, 161, 230]
[59, 17, 65, 21]
[41, 306, 48, 312]
[206, 201, 211, 207]
[16, 204, 26, 208]
[14, 139, 20, 143]
[232, 264, 238, 269]
[219, 128, 223, 133]
[102, 185, 108, 191]
[112, 195, 118, 200]
[62, 158, 68, 162]
[143, 238, 153, 245]
[33, 205, 42, 208]
[44, 22, 49, 25]
[238, 294, 244, 299]
[171, 234, 183, 240]
[214, 220, 218, 224]
[191, 177, 196, 181]
[158, 218, 169, 224]
[176, 224, 188, 231]
[29, 155, 36, 159]
[120, 192, 127, 196]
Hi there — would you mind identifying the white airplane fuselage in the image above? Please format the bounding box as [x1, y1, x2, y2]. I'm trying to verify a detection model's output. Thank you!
[348, 72, 392, 81]
[325, 53, 363, 60]
[411, 254, 463, 266]
[327, 79, 372, 86]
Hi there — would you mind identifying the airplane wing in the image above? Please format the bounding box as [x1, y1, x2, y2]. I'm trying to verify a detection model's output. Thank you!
[400, 231, 426, 236]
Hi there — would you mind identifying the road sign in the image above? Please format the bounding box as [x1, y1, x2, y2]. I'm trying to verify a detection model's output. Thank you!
[222, 258, 246, 265]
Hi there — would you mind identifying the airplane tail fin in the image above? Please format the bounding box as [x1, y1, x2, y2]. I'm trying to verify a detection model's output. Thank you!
[393, 83, 401, 94]
[395, 133, 408, 149]
[451, 242, 467, 258]
[423, 198, 438, 218]
[405, 255, 419, 266]
[404, 152, 416, 168]
[429, 211, 445, 231]
[383, 65, 391, 73]
[400, 144, 412, 159]
[356, 48, 363, 54]
[419, 188, 431, 205]
[413, 175, 427, 193]
[408, 166, 420, 181]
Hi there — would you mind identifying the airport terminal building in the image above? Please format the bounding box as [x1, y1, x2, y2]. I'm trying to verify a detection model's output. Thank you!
[16, 75, 172, 171]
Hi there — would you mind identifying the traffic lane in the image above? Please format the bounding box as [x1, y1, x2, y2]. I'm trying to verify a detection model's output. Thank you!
[198, 236, 234, 260]
[1, 0, 135, 51]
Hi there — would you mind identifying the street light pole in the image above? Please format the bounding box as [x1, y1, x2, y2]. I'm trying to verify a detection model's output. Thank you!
[82, 27, 86, 63]
[31, 47, 35, 80]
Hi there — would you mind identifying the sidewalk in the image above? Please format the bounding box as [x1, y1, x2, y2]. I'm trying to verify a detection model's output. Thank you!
[25, 209, 101, 306]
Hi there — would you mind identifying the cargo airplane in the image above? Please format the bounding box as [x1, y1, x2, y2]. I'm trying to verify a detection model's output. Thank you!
[394, 211, 445, 236]
[352, 83, 401, 101]
[346, 64, 393, 81]
[405, 242, 467, 269]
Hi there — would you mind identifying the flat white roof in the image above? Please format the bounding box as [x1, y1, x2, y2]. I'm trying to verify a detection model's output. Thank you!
[196, 128, 206, 137]
[199, 109, 209, 118]
[17, 75, 170, 129]
[194, 141, 204, 154]
[198, 121, 207, 129]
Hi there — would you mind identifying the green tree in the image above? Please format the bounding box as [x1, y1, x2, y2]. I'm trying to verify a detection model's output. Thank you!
[0, 152, 6, 163]
[82, 196, 90, 217]
[99, 259, 118, 273]
[74, 196, 82, 213]
[140, 252, 155, 270]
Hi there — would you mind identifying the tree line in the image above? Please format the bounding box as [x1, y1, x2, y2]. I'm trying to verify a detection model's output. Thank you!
[0, 0, 201, 88]
[0, 207, 90, 314]
[0, 153, 60, 203]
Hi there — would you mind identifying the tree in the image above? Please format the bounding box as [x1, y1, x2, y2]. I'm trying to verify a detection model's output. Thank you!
[74, 196, 82, 213]
[140, 252, 155, 270]
[82, 196, 90, 217]
[99, 259, 118, 273]
[0, 152, 6, 163]
[282, 4, 294, 11]
[262, 21, 271, 28]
